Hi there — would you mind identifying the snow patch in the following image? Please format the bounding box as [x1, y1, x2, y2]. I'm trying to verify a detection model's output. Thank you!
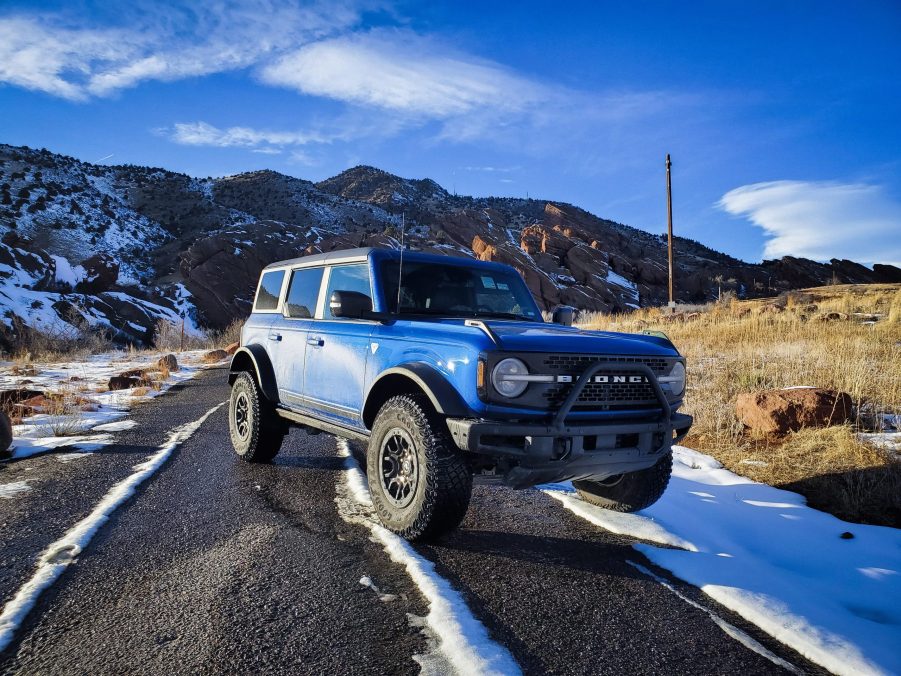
[91, 419, 139, 433]
[543, 446, 901, 676]
[335, 440, 520, 676]
[51, 256, 86, 288]
[0, 481, 32, 499]
[0, 402, 224, 652]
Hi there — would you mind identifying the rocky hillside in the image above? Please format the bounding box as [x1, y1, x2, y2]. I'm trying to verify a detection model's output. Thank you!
[1, 143, 898, 349]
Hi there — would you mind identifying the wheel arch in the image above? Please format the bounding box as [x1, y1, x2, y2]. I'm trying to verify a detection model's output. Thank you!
[362, 364, 472, 430]
[228, 345, 279, 403]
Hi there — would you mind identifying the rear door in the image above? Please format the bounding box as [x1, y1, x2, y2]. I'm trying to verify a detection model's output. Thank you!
[248, 268, 288, 385]
[302, 263, 375, 429]
[272, 265, 325, 407]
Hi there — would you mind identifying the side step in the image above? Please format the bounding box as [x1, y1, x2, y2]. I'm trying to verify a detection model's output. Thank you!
[276, 408, 370, 443]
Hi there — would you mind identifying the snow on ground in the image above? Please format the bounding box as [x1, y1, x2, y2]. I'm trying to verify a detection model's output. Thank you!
[0, 481, 32, 499]
[1, 350, 209, 460]
[335, 440, 521, 676]
[0, 402, 224, 653]
[542, 446, 901, 676]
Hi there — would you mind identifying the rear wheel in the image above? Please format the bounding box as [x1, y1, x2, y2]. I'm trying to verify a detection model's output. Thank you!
[367, 394, 472, 541]
[229, 372, 284, 463]
[573, 453, 672, 512]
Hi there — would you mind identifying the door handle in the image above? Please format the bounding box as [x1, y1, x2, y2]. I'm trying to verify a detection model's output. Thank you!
[307, 336, 324, 347]
[268, 333, 282, 342]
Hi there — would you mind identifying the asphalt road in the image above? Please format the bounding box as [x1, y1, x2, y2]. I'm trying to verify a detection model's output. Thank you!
[0, 367, 824, 675]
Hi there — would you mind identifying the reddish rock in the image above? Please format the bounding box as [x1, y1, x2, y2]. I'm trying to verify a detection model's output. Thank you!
[0, 388, 45, 412]
[1, 410, 12, 456]
[203, 349, 229, 363]
[224, 342, 240, 355]
[520, 224, 574, 259]
[108, 376, 141, 391]
[17, 394, 49, 414]
[735, 388, 853, 436]
[157, 354, 179, 372]
[565, 244, 610, 289]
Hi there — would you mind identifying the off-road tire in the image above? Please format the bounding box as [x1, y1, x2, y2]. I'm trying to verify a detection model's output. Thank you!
[229, 371, 284, 463]
[367, 394, 472, 541]
[573, 453, 672, 512]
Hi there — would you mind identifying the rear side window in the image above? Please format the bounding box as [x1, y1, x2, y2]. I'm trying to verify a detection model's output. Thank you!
[254, 270, 285, 311]
[285, 267, 324, 318]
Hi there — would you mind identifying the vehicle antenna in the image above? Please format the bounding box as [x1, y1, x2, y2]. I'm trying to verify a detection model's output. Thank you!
[396, 211, 405, 313]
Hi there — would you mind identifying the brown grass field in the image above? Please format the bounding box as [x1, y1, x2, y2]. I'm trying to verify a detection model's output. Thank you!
[580, 283, 901, 527]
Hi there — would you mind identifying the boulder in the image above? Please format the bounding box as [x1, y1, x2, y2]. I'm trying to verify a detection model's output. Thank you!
[76, 253, 119, 293]
[735, 388, 853, 436]
[17, 394, 49, 415]
[203, 349, 229, 363]
[157, 354, 179, 372]
[0, 388, 45, 413]
[1, 410, 12, 457]
[224, 342, 240, 355]
[108, 376, 141, 391]
[817, 311, 848, 322]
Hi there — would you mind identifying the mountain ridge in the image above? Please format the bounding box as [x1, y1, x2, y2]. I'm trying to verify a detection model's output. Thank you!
[1, 143, 898, 348]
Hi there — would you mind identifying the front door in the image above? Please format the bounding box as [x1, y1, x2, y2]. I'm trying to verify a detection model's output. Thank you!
[303, 263, 374, 429]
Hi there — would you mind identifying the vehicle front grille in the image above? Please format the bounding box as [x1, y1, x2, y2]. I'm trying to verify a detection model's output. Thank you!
[540, 355, 667, 410]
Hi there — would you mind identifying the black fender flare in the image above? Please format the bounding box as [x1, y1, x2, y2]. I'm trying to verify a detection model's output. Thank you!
[228, 345, 279, 403]
[363, 363, 473, 428]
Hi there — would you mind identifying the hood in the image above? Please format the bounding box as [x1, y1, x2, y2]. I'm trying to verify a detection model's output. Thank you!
[429, 318, 680, 357]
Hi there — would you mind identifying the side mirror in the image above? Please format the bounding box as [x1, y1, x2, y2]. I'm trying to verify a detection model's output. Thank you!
[552, 306, 575, 326]
[330, 290, 372, 319]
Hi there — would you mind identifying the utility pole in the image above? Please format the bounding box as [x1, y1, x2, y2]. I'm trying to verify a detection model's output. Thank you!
[665, 154, 676, 310]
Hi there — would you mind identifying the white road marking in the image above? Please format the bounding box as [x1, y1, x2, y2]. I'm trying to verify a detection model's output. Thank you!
[627, 561, 804, 674]
[0, 402, 225, 652]
[335, 440, 521, 676]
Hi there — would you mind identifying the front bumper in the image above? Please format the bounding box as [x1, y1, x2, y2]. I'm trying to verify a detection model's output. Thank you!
[446, 412, 693, 488]
[447, 359, 692, 489]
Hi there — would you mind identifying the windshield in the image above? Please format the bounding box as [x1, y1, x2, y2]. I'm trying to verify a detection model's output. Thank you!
[381, 260, 541, 321]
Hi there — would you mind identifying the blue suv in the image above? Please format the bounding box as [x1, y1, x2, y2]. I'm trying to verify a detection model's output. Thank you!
[228, 248, 692, 540]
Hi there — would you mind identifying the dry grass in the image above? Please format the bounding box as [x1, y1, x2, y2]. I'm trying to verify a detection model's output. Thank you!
[36, 386, 95, 437]
[580, 283, 901, 526]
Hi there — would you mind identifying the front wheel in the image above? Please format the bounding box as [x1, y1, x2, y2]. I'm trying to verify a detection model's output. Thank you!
[229, 372, 284, 463]
[367, 395, 472, 541]
[573, 453, 672, 513]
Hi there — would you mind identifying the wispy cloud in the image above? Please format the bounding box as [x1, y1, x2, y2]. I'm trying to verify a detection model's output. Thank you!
[161, 121, 342, 151]
[0, 1, 364, 100]
[260, 29, 547, 118]
[464, 165, 522, 173]
[719, 180, 901, 266]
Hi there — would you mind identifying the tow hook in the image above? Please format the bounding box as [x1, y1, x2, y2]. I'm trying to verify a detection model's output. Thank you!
[552, 437, 573, 461]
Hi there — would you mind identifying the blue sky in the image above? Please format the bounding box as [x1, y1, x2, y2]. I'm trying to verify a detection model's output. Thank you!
[1, 0, 899, 265]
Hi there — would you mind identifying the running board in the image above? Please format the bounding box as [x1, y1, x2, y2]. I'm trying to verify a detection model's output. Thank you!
[276, 408, 370, 443]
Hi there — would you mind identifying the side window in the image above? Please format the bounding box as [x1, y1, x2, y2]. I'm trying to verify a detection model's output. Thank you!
[254, 270, 285, 311]
[325, 264, 372, 319]
[285, 267, 324, 318]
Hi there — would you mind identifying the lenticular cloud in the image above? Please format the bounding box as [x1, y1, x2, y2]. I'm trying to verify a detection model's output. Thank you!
[718, 180, 901, 266]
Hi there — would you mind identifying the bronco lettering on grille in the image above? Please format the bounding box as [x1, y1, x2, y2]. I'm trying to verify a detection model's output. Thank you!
[555, 374, 647, 384]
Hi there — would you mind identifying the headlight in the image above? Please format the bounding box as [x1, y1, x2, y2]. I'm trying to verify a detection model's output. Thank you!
[661, 361, 685, 397]
[491, 358, 529, 398]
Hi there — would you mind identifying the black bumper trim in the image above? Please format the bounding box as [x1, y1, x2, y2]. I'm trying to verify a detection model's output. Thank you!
[445, 412, 693, 488]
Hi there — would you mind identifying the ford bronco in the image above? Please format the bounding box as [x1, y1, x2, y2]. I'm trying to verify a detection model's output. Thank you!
[228, 248, 692, 540]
